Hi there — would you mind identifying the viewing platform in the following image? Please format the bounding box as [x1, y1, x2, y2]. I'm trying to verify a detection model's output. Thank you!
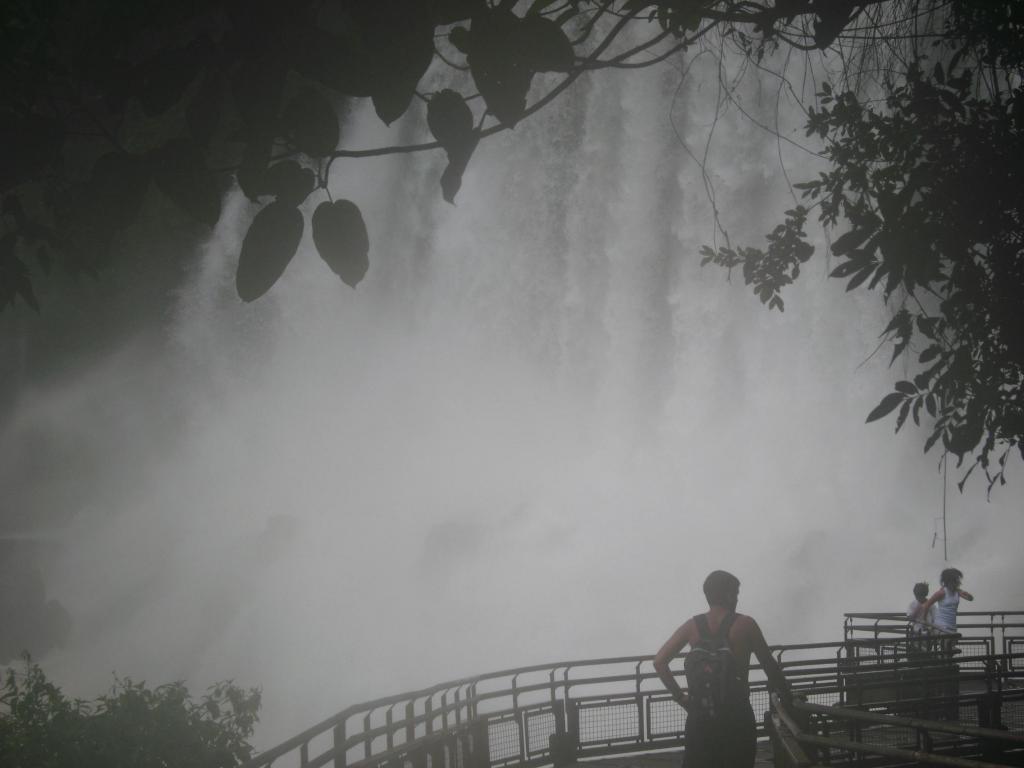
[245, 612, 1024, 768]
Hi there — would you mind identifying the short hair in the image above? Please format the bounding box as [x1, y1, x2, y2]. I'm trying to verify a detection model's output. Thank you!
[940, 568, 963, 589]
[703, 570, 740, 606]
[913, 582, 929, 601]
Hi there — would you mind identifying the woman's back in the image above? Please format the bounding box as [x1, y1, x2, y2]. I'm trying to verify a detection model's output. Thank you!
[934, 588, 960, 631]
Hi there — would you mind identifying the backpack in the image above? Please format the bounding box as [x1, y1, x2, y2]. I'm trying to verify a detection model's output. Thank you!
[683, 612, 738, 719]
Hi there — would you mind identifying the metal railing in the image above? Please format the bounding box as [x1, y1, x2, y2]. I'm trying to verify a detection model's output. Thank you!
[844, 612, 1024, 657]
[246, 612, 1024, 768]
[770, 689, 1024, 767]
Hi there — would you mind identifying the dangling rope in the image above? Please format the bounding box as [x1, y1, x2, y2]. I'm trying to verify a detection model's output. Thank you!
[942, 450, 949, 561]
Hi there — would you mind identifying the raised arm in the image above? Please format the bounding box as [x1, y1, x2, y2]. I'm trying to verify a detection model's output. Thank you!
[748, 618, 791, 704]
[959, 589, 974, 601]
[920, 588, 946, 617]
[653, 620, 693, 711]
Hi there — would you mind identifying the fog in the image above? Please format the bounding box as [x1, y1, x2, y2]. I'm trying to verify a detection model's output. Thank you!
[1, 50, 1021, 752]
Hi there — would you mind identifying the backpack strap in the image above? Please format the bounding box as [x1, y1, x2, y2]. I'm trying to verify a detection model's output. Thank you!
[715, 612, 737, 643]
[694, 612, 736, 643]
[694, 614, 712, 641]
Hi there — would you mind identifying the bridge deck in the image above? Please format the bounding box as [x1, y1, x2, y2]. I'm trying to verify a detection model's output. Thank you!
[566, 743, 776, 768]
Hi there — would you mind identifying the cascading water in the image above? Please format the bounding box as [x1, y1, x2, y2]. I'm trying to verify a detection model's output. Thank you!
[1, 46, 1021, 753]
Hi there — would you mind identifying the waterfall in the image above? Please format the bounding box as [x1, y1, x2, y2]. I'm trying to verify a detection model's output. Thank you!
[1, 47, 1021, 753]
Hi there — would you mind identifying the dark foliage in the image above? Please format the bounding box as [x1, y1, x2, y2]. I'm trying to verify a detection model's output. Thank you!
[700, 21, 1024, 492]
[1, 0, 1021, 488]
[0, 657, 260, 768]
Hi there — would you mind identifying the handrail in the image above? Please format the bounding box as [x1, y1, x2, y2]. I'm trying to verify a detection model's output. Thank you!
[247, 612, 1024, 768]
[792, 698, 1024, 744]
[771, 692, 1024, 768]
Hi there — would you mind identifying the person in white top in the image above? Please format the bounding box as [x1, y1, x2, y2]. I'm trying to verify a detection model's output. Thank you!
[907, 581, 937, 656]
[919, 567, 974, 634]
[907, 581, 936, 632]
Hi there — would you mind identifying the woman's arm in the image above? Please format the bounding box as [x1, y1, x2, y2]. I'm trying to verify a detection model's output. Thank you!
[653, 621, 693, 710]
[920, 588, 945, 617]
[749, 618, 791, 704]
[959, 589, 974, 601]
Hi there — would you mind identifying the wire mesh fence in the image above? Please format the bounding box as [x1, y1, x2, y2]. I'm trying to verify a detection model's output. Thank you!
[243, 612, 1024, 768]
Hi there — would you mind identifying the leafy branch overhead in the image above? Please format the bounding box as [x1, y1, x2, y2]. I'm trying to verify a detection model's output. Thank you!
[1, 0, 1022, 490]
[1, 0, 894, 307]
[700, 48, 1023, 493]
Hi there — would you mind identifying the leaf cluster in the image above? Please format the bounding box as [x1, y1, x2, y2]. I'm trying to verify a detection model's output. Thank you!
[0, 656, 261, 768]
[703, 23, 1024, 490]
[699, 206, 814, 311]
[2, 0, 884, 308]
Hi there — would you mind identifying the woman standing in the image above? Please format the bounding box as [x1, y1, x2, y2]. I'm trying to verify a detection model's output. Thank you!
[920, 567, 975, 634]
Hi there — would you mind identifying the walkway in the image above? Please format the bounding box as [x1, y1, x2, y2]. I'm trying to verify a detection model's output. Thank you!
[567, 743, 776, 768]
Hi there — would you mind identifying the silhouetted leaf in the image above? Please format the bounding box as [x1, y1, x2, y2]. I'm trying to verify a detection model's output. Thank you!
[90, 152, 151, 230]
[347, 2, 435, 125]
[880, 308, 911, 338]
[440, 135, 480, 203]
[186, 70, 224, 142]
[312, 199, 369, 288]
[236, 202, 304, 302]
[263, 161, 316, 206]
[919, 345, 941, 363]
[866, 392, 905, 423]
[433, 0, 485, 24]
[55, 154, 148, 273]
[153, 140, 222, 228]
[133, 39, 210, 117]
[945, 419, 983, 457]
[519, 16, 574, 72]
[814, 3, 857, 49]
[894, 380, 917, 396]
[895, 399, 911, 432]
[54, 188, 116, 275]
[282, 91, 339, 158]
[0, 234, 39, 311]
[845, 264, 875, 291]
[427, 90, 475, 154]
[231, 58, 285, 129]
[0, 113, 64, 192]
[829, 258, 865, 278]
[831, 227, 874, 256]
[468, 9, 534, 127]
[237, 133, 274, 202]
[525, 0, 560, 15]
[286, 22, 372, 96]
[449, 26, 471, 54]
[916, 315, 940, 339]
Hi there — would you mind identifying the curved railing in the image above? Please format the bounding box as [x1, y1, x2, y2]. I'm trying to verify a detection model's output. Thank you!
[247, 612, 1024, 768]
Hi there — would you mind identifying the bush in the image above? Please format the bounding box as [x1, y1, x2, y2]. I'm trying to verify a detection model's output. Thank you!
[0, 656, 260, 768]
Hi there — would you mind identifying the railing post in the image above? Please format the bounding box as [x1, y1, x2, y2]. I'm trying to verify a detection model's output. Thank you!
[566, 696, 580, 759]
[468, 717, 489, 768]
[407, 700, 416, 744]
[549, 699, 574, 767]
[364, 711, 373, 760]
[333, 720, 347, 768]
[978, 691, 1007, 763]
[511, 674, 527, 766]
